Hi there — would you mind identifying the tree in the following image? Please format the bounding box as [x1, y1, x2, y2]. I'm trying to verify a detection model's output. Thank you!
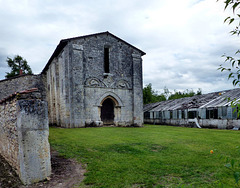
[218, 0, 240, 117]
[5, 55, 33, 78]
[168, 88, 202, 100]
[218, 0, 240, 87]
[143, 84, 202, 104]
[143, 83, 166, 104]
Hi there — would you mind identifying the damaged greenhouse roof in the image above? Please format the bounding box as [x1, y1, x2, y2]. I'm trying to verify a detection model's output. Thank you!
[144, 88, 240, 112]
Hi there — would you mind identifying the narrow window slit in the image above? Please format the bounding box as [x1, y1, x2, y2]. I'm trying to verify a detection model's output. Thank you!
[104, 47, 109, 73]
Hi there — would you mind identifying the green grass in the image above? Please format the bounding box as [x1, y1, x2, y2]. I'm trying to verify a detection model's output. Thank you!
[49, 125, 240, 187]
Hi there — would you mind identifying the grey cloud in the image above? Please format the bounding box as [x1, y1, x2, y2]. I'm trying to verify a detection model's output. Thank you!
[0, 0, 238, 93]
[0, 49, 8, 68]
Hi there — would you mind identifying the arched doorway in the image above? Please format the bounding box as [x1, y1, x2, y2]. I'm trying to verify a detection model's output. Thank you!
[101, 98, 115, 125]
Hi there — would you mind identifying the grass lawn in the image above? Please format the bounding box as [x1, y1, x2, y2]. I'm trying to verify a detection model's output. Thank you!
[49, 125, 240, 187]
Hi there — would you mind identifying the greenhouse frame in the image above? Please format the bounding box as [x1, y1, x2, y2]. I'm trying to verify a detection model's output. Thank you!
[144, 88, 240, 129]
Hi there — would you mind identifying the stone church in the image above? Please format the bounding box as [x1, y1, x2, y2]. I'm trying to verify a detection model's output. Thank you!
[41, 31, 145, 127]
[0, 31, 145, 184]
[0, 32, 145, 128]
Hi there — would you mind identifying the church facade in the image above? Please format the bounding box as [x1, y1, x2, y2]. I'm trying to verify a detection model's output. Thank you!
[41, 32, 145, 128]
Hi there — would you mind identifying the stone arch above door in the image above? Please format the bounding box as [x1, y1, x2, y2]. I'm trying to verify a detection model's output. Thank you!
[96, 92, 123, 126]
[96, 92, 124, 107]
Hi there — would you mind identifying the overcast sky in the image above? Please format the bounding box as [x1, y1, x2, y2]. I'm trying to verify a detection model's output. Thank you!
[0, 0, 239, 94]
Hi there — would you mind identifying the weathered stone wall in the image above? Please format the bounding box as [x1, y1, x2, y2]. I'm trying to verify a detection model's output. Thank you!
[132, 53, 143, 126]
[84, 88, 134, 126]
[0, 97, 19, 173]
[0, 90, 51, 185]
[46, 52, 70, 127]
[0, 74, 45, 101]
[45, 33, 144, 127]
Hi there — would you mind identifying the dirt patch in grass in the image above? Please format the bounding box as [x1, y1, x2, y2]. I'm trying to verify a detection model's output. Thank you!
[0, 155, 21, 188]
[158, 175, 183, 187]
[0, 150, 86, 188]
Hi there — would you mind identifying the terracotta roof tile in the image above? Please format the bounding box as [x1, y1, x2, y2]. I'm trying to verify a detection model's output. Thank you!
[0, 88, 39, 104]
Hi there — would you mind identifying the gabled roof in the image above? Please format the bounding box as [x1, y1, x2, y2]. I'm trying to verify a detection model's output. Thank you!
[144, 88, 240, 112]
[41, 31, 146, 74]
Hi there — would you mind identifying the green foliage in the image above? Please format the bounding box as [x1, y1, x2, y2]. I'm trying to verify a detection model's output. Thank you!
[227, 97, 240, 117]
[217, 146, 240, 187]
[5, 55, 33, 78]
[218, 0, 240, 85]
[224, 156, 240, 186]
[143, 83, 166, 104]
[168, 88, 202, 100]
[218, 0, 240, 117]
[49, 125, 240, 187]
[214, 2, 240, 176]
[219, 53, 240, 87]
[143, 83, 202, 104]
[221, 0, 240, 36]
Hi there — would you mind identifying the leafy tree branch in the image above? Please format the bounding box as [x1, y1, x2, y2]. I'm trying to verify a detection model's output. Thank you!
[5, 55, 33, 78]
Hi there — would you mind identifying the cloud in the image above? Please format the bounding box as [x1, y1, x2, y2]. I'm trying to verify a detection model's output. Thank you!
[0, 48, 7, 67]
[0, 0, 238, 93]
[0, 48, 11, 79]
[141, 0, 238, 93]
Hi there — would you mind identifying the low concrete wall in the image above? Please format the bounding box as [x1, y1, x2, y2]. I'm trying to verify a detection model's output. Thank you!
[144, 118, 240, 129]
[200, 119, 239, 129]
[0, 89, 51, 185]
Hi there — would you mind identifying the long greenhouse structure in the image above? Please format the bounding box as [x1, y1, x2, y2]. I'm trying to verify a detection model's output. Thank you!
[144, 88, 240, 129]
